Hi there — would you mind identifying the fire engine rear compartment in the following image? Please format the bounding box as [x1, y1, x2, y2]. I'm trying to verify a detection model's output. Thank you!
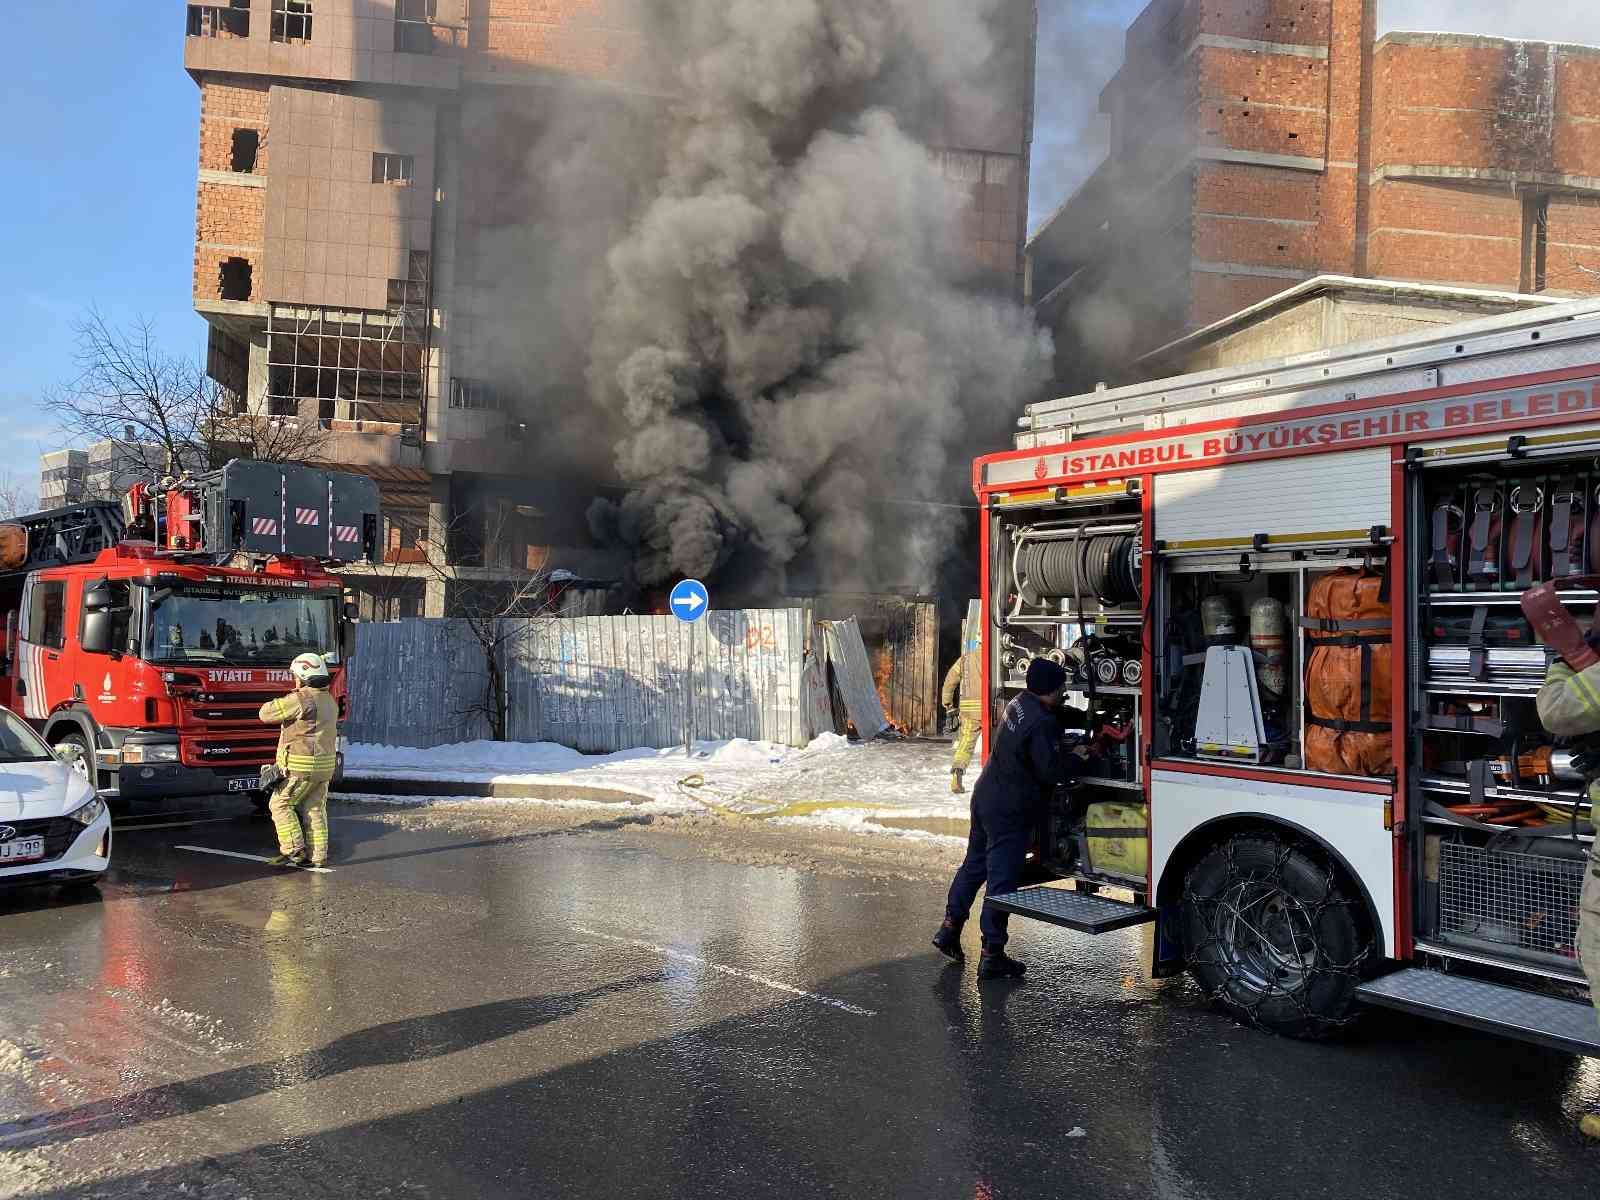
[976, 298, 1600, 1049]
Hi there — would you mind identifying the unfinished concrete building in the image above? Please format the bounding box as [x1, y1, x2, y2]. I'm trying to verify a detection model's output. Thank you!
[183, 1, 1037, 617]
[1028, 0, 1600, 387]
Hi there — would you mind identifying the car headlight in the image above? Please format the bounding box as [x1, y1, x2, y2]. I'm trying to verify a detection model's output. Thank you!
[68, 795, 106, 827]
[123, 743, 180, 764]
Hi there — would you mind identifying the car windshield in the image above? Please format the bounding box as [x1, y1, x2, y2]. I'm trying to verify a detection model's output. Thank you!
[148, 585, 340, 667]
[0, 709, 55, 763]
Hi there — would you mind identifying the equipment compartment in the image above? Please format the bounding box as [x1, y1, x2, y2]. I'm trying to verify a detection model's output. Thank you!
[1412, 453, 1596, 982]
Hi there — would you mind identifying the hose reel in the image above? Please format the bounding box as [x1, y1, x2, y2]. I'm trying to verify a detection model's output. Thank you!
[1018, 533, 1141, 606]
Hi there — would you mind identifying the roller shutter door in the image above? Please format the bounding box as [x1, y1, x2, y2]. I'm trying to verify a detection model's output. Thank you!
[1154, 448, 1391, 551]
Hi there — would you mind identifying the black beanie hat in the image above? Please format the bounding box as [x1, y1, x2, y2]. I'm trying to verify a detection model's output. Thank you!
[1026, 657, 1069, 696]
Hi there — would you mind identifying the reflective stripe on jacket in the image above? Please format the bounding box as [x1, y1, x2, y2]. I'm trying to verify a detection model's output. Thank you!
[941, 651, 982, 717]
[1537, 660, 1600, 809]
[260, 686, 339, 780]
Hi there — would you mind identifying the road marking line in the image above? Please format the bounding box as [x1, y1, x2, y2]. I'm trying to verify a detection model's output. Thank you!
[572, 925, 876, 1017]
[175, 845, 334, 874]
[115, 817, 237, 832]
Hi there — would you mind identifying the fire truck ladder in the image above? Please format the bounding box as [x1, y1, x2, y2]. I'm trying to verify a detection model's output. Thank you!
[1, 503, 126, 576]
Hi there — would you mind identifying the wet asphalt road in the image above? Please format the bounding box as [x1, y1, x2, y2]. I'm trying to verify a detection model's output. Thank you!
[1, 804, 1597, 1199]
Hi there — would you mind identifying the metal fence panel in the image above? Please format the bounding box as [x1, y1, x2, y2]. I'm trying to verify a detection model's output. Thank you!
[345, 620, 493, 748]
[823, 618, 890, 739]
[499, 608, 806, 754]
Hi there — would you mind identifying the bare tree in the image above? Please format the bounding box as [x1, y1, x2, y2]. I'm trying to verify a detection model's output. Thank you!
[46, 310, 327, 490]
[350, 505, 560, 741]
[0, 470, 37, 520]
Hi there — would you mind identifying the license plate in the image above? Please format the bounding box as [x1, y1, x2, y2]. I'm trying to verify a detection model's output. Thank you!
[0, 837, 46, 864]
[227, 776, 261, 793]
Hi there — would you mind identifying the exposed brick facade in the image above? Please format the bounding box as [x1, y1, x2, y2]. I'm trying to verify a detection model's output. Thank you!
[1031, 0, 1600, 377]
[193, 78, 270, 302]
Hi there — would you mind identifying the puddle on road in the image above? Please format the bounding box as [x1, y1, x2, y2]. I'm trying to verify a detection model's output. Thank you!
[872, 816, 968, 839]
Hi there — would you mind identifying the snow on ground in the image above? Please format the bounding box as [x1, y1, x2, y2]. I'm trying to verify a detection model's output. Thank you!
[343, 733, 968, 838]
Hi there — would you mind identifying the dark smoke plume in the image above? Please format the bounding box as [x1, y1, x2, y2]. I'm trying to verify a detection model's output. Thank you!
[578, 0, 1052, 594]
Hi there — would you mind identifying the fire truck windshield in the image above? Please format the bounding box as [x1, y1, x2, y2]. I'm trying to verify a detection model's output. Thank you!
[147, 585, 341, 667]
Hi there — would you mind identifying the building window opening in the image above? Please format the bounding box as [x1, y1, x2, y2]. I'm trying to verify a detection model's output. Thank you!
[395, 0, 438, 54]
[231, 128, 261, 174]
[271, 0, 313, 44]
[266, 303, 429, 427]
[372, 153, 415, 186]
[218, 257, 253, 301]
[1521, 192, 1550, 294]
[450, 379, 506, 411]
[387, 251, 431, 310]
[187, 1, 250, 39]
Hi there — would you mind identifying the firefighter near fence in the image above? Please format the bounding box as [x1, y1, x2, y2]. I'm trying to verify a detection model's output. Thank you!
[258, 652, 340, 869]
[942, 606, 984, 794]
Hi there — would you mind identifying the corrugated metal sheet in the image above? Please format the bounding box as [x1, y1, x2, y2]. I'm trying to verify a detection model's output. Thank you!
[823, 618, 890, 739]
[348, 609, 808, 753]
[344, 620, 494, 748]
[790, 594, 941, 735]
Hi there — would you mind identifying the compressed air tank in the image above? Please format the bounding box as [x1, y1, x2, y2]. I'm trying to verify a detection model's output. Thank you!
[1201, 595, 1239, 645]
[1250, 597, 1290, 700]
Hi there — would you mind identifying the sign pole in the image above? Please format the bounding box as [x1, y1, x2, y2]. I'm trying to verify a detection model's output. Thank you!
[670, 579, 709, 760]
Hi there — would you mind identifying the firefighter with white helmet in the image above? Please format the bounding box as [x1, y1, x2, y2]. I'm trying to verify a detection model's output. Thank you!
[257, 652, 340, 868]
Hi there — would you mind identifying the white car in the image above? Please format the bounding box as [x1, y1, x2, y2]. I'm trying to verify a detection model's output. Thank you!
[0, 707, 111, 890]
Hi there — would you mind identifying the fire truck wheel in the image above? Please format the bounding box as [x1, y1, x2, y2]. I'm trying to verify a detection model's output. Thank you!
[52, 733, 96, 789]
[1180, 834, 1366, 1040]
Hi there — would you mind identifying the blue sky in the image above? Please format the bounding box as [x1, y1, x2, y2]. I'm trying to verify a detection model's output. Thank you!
[0, 4, 203, 492]
[3, 2, 1599, 500]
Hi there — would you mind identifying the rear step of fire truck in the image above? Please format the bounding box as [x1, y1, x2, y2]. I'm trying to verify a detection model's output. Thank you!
[985, 885, 1156, 934]
[1356, 969, 1600, 1056]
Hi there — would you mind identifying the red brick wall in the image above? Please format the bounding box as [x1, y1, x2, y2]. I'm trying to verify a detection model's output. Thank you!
[1546, 194, 1600, 294]
[472, 0, 643, 81]
[198, 77, 270, 174]
[194, 78, 270, 303]
[1191, 0, 1332, 44]
[1365, 181, 1523, 289]
[1191, 271, 1289, 326]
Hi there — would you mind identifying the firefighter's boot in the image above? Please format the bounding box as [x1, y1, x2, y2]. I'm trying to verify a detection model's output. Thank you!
[1581, 1111, 1600, 1141]
[931, 920, 965, 962]
[266, 851, 309, 869]
[977, 946, 1027, 980]
[950, 769, 965, 795]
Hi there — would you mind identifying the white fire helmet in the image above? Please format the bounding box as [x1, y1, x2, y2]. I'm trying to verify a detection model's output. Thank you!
[290, 652, 331, 687]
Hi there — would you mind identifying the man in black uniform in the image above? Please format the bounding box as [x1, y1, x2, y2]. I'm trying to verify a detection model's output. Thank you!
[933, 657, 1079, 979]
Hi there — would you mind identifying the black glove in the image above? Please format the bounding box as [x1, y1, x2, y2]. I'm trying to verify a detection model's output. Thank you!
[259, 764, 285, 792]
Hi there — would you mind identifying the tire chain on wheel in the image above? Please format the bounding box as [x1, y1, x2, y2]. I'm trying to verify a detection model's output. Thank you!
[1182, 838, 1374, 1035]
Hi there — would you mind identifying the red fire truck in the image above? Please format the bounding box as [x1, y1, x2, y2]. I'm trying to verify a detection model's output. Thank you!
[977, 298, 1600, 1054]
[0, 461, 378, 807]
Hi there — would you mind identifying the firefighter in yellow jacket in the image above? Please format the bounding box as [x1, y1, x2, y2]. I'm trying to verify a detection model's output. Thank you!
[259, 652, 340, 869]
[1534, 658, 1600, 1141]
[942, 646, 982, 795]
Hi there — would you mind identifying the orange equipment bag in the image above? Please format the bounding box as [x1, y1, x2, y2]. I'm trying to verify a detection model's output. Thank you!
[1301, 567, 1394, 777]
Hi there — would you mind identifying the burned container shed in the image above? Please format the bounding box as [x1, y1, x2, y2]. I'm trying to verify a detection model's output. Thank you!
[787, 594, 942, 737]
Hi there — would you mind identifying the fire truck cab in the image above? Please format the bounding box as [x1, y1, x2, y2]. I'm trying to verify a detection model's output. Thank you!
[0, 460, 379, 806]
[976, 298, 1600, 1054]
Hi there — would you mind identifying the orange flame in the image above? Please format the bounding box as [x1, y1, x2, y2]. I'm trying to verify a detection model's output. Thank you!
[872, 644, 912, 736]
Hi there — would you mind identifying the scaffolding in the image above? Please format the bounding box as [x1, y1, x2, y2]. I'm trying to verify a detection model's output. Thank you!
[264, 294, 429, 427]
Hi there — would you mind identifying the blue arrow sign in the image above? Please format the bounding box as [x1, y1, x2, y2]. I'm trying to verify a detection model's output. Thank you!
[670, 579, 710, 624]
